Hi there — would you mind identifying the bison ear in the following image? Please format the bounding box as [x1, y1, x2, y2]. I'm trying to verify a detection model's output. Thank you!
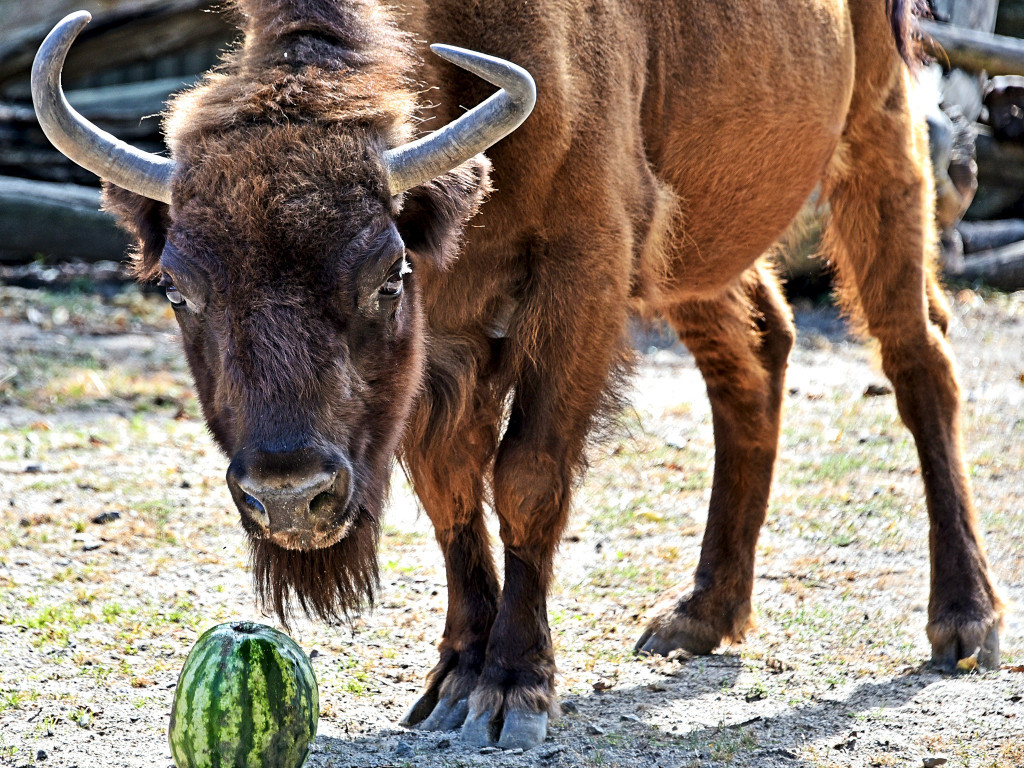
[395, 155, 492, 269]
[101, 182, 170, 282]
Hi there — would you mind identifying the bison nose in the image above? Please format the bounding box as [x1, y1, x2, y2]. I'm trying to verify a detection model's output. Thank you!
[226, 448, 353, 546]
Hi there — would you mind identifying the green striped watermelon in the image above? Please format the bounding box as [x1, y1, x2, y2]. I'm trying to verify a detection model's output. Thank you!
[169, 622, 319, 768]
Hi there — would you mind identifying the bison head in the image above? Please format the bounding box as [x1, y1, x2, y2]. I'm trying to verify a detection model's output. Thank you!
[32, 11, 534, 622]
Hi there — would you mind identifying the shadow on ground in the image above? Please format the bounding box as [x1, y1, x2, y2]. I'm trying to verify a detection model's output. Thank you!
[309, 657, 955, 767]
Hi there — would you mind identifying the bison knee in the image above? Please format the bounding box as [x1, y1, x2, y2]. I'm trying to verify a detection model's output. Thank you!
[492, 445, 571, 555]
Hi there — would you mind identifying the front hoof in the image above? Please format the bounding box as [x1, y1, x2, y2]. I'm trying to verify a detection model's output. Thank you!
[930, 622, 1000, 673]
[459, 679, 556, 750]
[499, 710, 549, 750]
[400, 646, 483, 732]
[460, 706, 549, 750]
[460, 706, 498, 747]
[413, 695, 470, 731]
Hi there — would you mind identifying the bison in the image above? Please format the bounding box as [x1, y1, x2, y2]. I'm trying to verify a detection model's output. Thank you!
[33, 0, 1003, 751]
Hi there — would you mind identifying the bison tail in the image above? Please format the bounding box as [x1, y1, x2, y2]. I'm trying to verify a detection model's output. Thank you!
[887, 0, 930, 68]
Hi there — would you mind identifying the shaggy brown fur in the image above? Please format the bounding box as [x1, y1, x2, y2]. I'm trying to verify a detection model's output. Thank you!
[100, 0, 1003, 747]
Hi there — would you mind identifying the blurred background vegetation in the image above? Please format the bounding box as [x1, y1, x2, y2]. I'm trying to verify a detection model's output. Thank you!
[1, 0, 1024, 293]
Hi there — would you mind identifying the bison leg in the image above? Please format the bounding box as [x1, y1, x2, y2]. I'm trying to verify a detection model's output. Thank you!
[400, 388, 502, 731]
[824, 62, 1002, 670]
[459, 428, 572, 750]
[636, 264, 794, 656]
[461, 263, 631, 749]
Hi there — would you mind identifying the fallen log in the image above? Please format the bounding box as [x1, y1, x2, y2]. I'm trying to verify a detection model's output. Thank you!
[0, 0, 229, 100]
[0, 77, 189, 141]
[958, 219, 1024, 253]
[930, 0, 999, 33]
[64, 76, 196, 122]
[0, 176, 129, 262]
[0, 77, 183, 183]
[920, 20, 1024, 77]
[946, 240, 1024, 290]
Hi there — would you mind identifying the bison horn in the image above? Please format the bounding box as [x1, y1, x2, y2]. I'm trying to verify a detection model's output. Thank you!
[384, 45, 536, 195]
[32, 12, 174, 204]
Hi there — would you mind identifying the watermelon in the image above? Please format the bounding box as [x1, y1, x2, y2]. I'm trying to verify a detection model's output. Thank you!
[169, 621, 319, 768]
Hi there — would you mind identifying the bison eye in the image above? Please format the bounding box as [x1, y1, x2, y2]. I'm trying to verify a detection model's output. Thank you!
[378, 258, 410, 299]
[158, 273, 187, 308]
[165, 285, 186, 306]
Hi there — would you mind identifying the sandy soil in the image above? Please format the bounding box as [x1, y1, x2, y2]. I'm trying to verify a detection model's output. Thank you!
[0, 284, 1022, 768]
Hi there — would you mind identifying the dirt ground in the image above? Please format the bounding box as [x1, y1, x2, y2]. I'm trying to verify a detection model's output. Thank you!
[0, 282, 1022, 768]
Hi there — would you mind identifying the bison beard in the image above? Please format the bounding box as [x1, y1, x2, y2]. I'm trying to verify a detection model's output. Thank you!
[249, 511, 379, 626]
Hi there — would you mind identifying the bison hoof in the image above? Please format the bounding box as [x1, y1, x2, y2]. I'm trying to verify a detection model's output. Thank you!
[930, 623, 1000, 673]
[401, 692, 470, 732]
[421, 696, 470, 731]
[461, 705, 548, 750]
[634, 610, 722, 657]
[399, 690, 437, 729]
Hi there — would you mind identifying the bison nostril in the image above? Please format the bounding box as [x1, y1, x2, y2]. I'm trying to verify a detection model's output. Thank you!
[309, 490, 334, 519]
[242, 493, 270, 529]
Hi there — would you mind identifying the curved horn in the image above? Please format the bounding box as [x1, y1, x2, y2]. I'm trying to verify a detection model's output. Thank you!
[32, 12, 174, 204]
[384, 45, 537, 195]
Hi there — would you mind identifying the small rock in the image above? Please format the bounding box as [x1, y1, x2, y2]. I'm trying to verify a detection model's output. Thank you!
[592, 678, 614, 692]
[922, 759, 948, 768]
[619, 714, 642, 723]
[308, 650, 320, 659]
[394, 741, 415, 758]
[436, 739, 451, 749]
[91, 511, 120, 525]
[506, 748, 524, 755]
[585, 723, 605, 736]
[36, 751, 47, 761]
[863, 383, 893, 397]
[560, 699, 579, 714]
[539, 745, 565, 760]
[479, 746, 500, 754]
